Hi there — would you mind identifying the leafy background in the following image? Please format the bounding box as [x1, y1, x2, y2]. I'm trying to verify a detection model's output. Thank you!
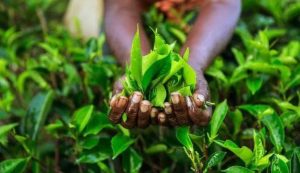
[0, 0, 300, 172]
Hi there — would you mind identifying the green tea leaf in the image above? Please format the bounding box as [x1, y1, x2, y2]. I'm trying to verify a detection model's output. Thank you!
[209, 100, 228, 141]
[145, 144, 168, 154]
[204, 151, 226, 172]
[228, 109, 243, 136]
[0, 157, 29, 173]
[271, 154, 289, 173]
[290, 148, 300, 173]
[150, 83, 166, 107]
[26, 90, 54, 141]
[253, 130, 265, 165]
[84, 112, 113, 136]
[122, 148, 143, 173]
[182, 48, 190, 62]
[0, 123, 18, 145]
[261, 113, 284, 152]
[111, 133, 135, 159]
[246, 77, 263, 95]
[71, 105, 94, 134]
[130, 28, 142, 89]
[222, 166, 254, 173]
[215, 140, 253, 165]
[183, 63, 196, 89]
[176, 126, 193, 151]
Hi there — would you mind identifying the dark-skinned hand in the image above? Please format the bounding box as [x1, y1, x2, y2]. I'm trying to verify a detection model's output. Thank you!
[108, 71, 212, 129]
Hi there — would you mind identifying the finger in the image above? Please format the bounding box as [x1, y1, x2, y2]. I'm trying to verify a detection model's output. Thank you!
[198, 107, 212, 126]
[158, 112, 167, 125]
[188, 96, 212, 126]
[171, 92, 190, 125]
[121, 92, 143, 128]
[108, 96, 128, 124]
[186, 96, 203, 126]
[150, 107, 159, 125]
[164, 102, 177, 126]
[192, 93, 206, 107]
[137, 100, 151, 128]
[193, 77, 209, 107]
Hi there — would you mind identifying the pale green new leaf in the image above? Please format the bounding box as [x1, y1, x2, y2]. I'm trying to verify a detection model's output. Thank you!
[71, 105, 94, 134]
[130, 28, 142, 89]
[209, 100, 228, 141]
[176, 126, 193, 151]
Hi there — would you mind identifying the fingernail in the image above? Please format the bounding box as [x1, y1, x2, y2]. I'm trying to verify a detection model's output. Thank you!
[132, 92, 142, 103]
[164, 102, 172, 114]
[117, 96, 128, 108]
[198, 94, 205, 102]
[110, 95, 117, 107]
[158, 112, 166, 123]
[193, 94, 205, 107]
[140, 100, 150, 113]
[186, 96, 193, 107]
[151, 108, 158, 118]
[171, 92, 180, 104]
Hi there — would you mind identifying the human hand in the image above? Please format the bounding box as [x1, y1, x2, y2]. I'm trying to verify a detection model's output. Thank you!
[108, 76, 153, 129]
[163, 71, 212, 126]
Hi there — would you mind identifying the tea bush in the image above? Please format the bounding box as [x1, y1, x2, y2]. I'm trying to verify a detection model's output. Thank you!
[0, 0, 300, 173]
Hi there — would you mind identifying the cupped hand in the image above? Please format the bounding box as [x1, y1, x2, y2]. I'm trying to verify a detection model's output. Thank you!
[166, 71, 212, 126]
[109, 72, 212, 128]
[108, 76, 153, 129]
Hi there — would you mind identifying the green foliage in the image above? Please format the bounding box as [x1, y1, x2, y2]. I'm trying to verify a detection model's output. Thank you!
[0, 0, 300, 172]
[123, 31, 196, 107]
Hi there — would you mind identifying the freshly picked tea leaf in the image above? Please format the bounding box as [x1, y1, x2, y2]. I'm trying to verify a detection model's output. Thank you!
[122, 30, 197, 107]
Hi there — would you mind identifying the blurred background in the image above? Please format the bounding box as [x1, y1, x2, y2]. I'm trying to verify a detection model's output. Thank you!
[0, 0, 300, 173]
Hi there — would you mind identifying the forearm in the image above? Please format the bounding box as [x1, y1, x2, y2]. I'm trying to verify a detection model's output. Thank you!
[182, 0, 241, 71]
[104, 0, 150, 67]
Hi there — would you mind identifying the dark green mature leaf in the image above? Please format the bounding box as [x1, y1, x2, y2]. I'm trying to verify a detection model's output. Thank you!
[222, 166, 254, 173]
[290, 148, 300, 173]
[271, 155, 289, 173]
[145, 144, 168, 154]
[204, 151, 226, 172]
[239, 104, 273, 119]
[209, 100, 228, 141]
[83, 112, 113, 136]
[80, 136, 100, 149]
[123, 148, 143, 173]
[215, 140, 253, 165]
[176, 126, 193, 150]
[229, 109, 243, 136]
[71, 105, 94, 134]
[26, 90, 54, 141]
[76, 153, 110, 164]
[261, 114, 285, 152]
[130, 27, 143, 89]
[111, 133, 135, 159]
[0, 158, 29, 173]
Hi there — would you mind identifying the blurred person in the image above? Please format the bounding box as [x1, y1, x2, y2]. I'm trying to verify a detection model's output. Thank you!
[65, 0, 241, 128]
[107, 0, 241, 128]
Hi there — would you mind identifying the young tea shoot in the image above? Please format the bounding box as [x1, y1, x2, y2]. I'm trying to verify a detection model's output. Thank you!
[122, 29, 196, 107]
